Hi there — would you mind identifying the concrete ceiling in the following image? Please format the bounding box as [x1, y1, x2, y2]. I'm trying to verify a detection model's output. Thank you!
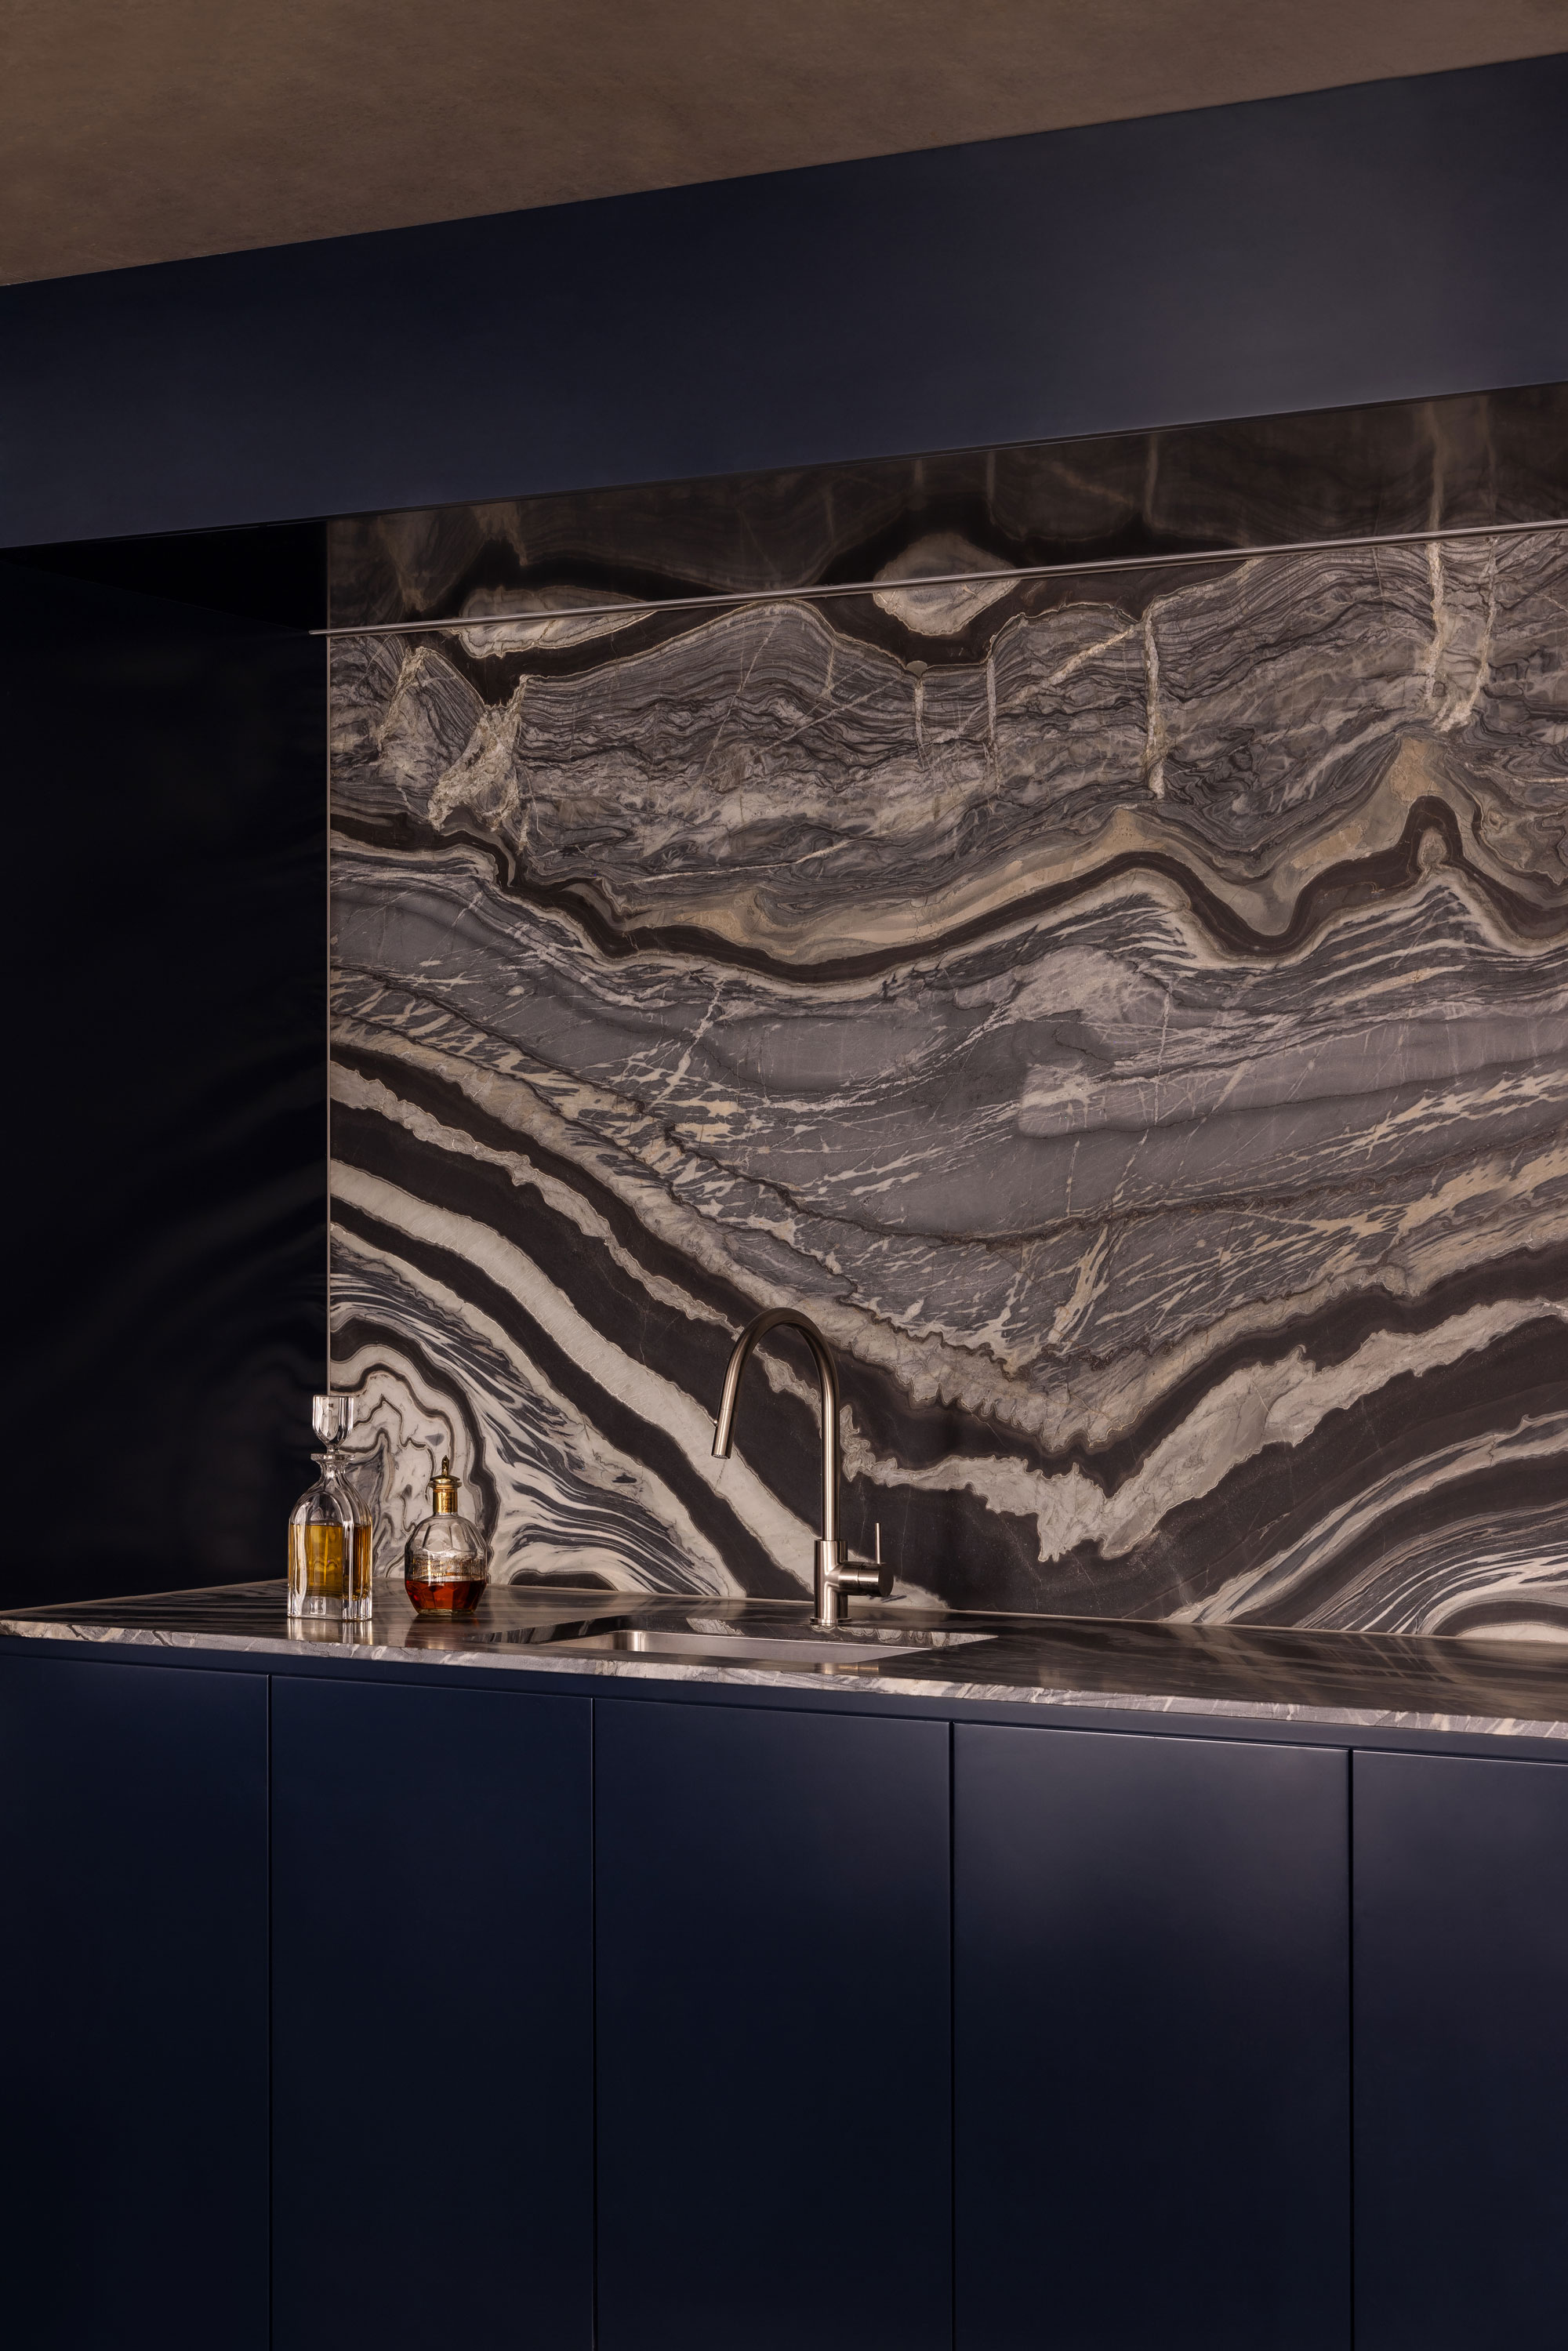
[5, 0, 1567, 286]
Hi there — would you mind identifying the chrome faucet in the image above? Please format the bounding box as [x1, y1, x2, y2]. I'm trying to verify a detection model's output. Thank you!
[711, 1308, 891, 1630]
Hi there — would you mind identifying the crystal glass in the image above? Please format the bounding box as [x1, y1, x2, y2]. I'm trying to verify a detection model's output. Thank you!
[404, 1458, 489, 1616]
[287, 1394, 372, 1621]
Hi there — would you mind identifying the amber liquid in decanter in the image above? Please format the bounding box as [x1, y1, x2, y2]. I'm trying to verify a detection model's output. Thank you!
[406, 1573, 484, 1616]
[287, 1519, 373, 1605]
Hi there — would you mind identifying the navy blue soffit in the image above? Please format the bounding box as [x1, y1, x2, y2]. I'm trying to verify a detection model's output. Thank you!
[4, 50, 1568, 547]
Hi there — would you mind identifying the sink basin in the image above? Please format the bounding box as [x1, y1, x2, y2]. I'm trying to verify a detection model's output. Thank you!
[540, 1625, 992, 1671]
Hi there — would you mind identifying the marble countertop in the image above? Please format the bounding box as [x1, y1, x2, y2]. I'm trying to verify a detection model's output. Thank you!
[8, 1579, 1568, 1742]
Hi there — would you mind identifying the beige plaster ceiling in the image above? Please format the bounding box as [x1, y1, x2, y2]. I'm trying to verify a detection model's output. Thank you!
[4, 0, 1567, 286]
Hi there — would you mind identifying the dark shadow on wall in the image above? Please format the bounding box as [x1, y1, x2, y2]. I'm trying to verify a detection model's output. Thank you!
[0, 546, 326, 1609]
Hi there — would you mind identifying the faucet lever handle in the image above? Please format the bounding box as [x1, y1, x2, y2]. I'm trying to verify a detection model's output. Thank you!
[834, 1522, 893, 1602]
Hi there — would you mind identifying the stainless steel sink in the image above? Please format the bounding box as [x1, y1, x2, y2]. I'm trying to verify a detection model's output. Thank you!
[540, 1625, 993, 1671]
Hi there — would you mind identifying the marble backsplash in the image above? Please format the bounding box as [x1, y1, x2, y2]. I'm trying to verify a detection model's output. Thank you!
[328, 390, 1568, 1635]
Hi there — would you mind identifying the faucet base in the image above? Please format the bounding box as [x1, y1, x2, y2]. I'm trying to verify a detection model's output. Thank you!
[813, 1538, 887, 1629]
[812, 1539, 846, 1630]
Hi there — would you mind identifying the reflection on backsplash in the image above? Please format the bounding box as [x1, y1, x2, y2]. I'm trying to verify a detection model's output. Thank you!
[328, 383, 1568, 633]
[328, 388, 1568, 1637]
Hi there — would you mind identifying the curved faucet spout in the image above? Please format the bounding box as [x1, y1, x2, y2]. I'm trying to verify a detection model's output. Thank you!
[712, 1308, 841, 1555]
[712, 1308, 887, 1629]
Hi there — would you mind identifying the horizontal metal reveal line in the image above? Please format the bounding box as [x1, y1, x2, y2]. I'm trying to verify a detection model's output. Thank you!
[315, 512, 1568, 639]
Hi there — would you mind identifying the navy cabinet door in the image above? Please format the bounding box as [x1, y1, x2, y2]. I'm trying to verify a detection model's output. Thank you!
[270, 1677, 592, 2350]
[595, 1699, 951, 2351]
[0, 1653, 268, 2351]
[1355, 1747, 1568, 2347]
[955, 1724, 1350, 2350]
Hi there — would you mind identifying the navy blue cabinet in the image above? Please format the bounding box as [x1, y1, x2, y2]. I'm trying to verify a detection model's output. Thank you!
[270, 1678, 593, 2350]
[1354, 1747, 1568, 2348]
[954, 1723, 1350, 2349]
[594, 1699, 952, 2351]
[33, 1643, 1568, 2351]
[0, 1653, 268, 2351]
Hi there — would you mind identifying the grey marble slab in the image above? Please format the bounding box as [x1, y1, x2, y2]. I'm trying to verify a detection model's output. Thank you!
[9, 1582, 1568, 1745]
[328, 484, 1568, 1635]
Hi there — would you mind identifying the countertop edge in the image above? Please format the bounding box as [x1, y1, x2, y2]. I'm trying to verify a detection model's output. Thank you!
[5, 1610, 1566, 1743]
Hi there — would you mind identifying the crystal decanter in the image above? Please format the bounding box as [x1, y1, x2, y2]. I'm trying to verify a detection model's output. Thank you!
[286, 1392, 373, 1621]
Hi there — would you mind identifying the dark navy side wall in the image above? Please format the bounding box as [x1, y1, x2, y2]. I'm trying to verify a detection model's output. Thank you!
[4, 53, 1568, 548]
[0, 559, 325, 1610]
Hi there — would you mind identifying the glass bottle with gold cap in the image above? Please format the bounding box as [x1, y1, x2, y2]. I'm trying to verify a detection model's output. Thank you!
[404, 1457, 489, 1615]
[286, 1393, 373, 1621]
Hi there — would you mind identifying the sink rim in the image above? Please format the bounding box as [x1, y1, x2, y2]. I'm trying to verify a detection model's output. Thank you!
[537, 1624, 994, 1670]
